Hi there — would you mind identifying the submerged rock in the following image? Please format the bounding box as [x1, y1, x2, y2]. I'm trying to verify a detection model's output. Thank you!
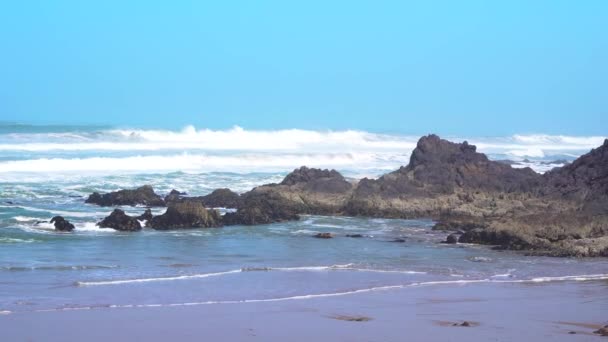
[149, 200, 222, 230]
[85, 185, 165, 207]
[98, 209, 142, 231]
[346, 234, 364, 238]
[50, 216, 74, 232]
[313, 233, 333, 239]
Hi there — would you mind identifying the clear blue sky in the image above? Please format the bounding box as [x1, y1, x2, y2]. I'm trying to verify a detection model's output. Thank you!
[0, 0, 606, 135]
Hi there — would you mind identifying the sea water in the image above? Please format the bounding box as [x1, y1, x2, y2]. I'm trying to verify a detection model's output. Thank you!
[0, 124, 607, 314]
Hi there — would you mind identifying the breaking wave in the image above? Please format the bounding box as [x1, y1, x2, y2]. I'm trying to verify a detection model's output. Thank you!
[0, 125, 604, 177]
[25, 272, 608, 315]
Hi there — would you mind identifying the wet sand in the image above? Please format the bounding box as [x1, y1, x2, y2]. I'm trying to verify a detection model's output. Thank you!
[1, 281, 606, 341]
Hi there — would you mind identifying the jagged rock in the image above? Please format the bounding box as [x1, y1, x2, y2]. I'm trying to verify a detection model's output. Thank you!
[543, 139, 608, 214]
[137, 209, 153, 221]
[346, 135, 542, 218]
[149, 200, 222, 230]
[50, 216, 74, 232]
[164, 189, 186, 203]
[98, 209, 142, 231]
[85, 185, 165, 207]
[200, 188, 241, 208]
[313, 233, 333, 239]
[280, 166, 352, 193]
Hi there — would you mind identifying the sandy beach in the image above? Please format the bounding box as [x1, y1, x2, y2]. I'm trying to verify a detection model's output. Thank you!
[2, 280, 606, 341]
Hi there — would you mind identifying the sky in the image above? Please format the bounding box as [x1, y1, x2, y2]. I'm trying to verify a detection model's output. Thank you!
[0, 0, 606, 136]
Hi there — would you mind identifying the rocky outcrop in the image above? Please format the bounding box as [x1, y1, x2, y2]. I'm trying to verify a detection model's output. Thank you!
[50, 216, 74, 232]
[97, 209, 142, 231]
[280, 166, 352, 193]
[542, 139, 608, 214]
[148, 200, 222, 230]
[75, 134, 608, 257]
[86, 185, 165, 207]
[137, 209, 153, 221]
[222, 166, 352, 225]
[200, 188, 241, 208]
[164, 189, 186, 203]
[222, 190, 300, 225]
[345, 135, 542, 218]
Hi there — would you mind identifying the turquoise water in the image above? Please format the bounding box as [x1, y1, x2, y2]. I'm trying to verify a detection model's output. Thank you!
[1, 124, 607, 314]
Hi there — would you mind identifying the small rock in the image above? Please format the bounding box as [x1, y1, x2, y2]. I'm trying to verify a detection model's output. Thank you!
[391, 238, 406, 243]
[314, 233, 333, 239]
[50, 216, 75, 232]
[346, 234, 363, 238]
[594, 327, 608, 336]
[460, 321, 471, 327]
[568, 331, 576, 334]
[445, 234, 459, 244]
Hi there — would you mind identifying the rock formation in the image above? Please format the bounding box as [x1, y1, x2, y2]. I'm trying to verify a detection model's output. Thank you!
[97, 209, 142, 231]
[84, 135, 608, 257]
[199, 188, 241, 208]
[50, 216, 75, 232]
[148, 200, 222, 230]
[86, 185, 165, 207]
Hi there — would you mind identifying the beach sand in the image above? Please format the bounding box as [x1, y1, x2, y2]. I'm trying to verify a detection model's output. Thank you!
[1, 281, 606, 341]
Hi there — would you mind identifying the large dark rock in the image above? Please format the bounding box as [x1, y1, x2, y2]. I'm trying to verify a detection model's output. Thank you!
[85, 185, 165, 207]
[50, 216, 74, 232]
[200, 188, 241, 208]
[222, 190, 300, 225]
[543, 139, 608, 214]
[149, 200, 222, 230]
[137, 208, 153, 221]
[352, 135, 541, 200]
[458, 228, 530, 250]
[445, 233, 459, 244]
[281, 166, 352, 193]
[98, 209, 142, 231]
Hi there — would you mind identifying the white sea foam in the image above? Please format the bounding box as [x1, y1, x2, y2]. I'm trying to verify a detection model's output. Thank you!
[76, 264, 428, 286]
[0, 237, 38, 244]
[76, 269, 242, 286]
[35, 272, 608, 314]
[0, 126, 604, 178]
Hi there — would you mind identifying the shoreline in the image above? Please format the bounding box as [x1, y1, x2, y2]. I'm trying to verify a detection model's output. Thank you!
[1, 280, 606, 341]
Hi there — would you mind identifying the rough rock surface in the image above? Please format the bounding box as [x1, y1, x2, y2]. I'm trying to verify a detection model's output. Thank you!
[50, 216, 75, 232]
[164, 189, 186, 203]
[200, 188, 241, 208]
[97, 209, 142, 231]
[79, 135, 608, 257]
[86, 185, 165, 207]
[149, 200, 222, 230]
[137, 209, 153, 221]
[222, 166, 352, 225]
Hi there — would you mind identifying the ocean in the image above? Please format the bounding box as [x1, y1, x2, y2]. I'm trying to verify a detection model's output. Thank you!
[1, 124, 607, 318]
